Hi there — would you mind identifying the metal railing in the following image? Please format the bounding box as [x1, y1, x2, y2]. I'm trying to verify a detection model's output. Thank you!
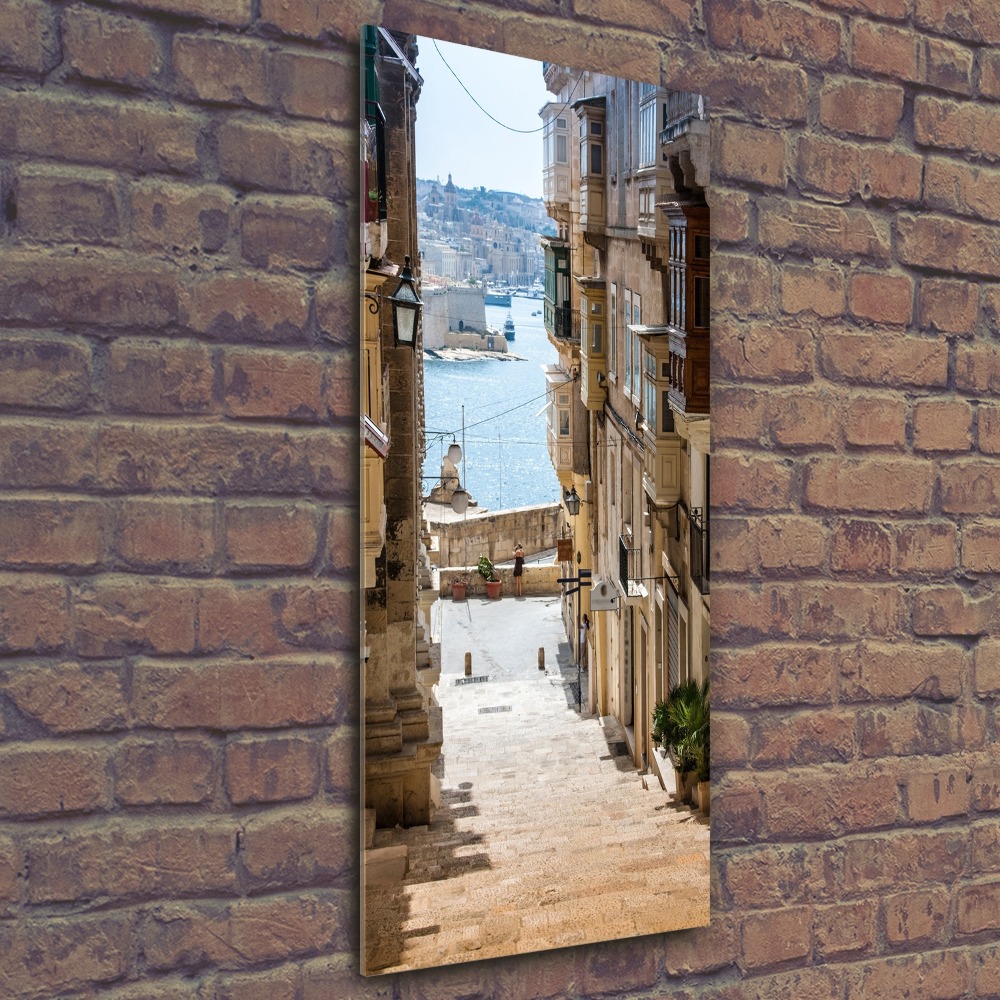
[690, 507, 709, 595]
[619, 534, 641, 597]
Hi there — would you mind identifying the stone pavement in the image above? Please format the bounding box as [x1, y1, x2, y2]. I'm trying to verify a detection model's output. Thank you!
[363, 594, 710, 974]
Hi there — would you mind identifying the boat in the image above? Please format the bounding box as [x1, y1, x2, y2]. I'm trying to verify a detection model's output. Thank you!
[485, 289, 512, 307]
[503, 312, 515, 341]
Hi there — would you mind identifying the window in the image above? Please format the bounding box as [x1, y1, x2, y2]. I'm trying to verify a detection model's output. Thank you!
[609, 284, 617, 375]
[643, 349, 657, 431]
[559, 408, 570, 437]
[631, 293, 642, 399]
[624, 288, 632, 394]
[639, 96, 658, 168]
[694, 276, 709, 329]
[556, 134, 567, 163]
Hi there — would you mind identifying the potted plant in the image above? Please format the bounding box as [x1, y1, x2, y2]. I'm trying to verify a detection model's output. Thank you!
[451, 575, 467, 601]
[652, 678, 709, 807]
[477, 555, 501, 599]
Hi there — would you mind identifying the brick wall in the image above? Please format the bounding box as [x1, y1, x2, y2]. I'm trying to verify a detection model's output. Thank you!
[1, 1, 998, 998]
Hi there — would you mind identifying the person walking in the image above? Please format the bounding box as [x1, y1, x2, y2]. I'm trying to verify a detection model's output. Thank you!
[513, 543, 524, 596]
[579, 614, 590, 670]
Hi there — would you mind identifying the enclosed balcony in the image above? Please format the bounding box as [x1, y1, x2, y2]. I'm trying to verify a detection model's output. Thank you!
[634, 328, 683, 505]
[667, 327, 709, 416]
[543, 364, 575, 477]
[576, 275, 607, 411]
[541, 102, 572, 219]
[543, 240, 577, 343]
[574, 97, 606, 235]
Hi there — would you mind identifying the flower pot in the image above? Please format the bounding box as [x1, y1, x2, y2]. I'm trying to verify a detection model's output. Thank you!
[485, 580, 501, 599]
[672, 768, 697, 805]
[451, 581, 466, 601]
[697, 780, 710, 816]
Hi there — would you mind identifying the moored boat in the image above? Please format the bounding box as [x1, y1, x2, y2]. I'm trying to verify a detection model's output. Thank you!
[503, 312, 515, 341]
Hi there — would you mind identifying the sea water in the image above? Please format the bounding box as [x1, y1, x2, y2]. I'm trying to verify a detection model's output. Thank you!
[422, 295, 562, 512]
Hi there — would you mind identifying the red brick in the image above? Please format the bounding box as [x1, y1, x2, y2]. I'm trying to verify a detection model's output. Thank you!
[712, 254, 776, 317]
[217, 119, 351, 199]
[714, 121, 786, 189]
[820, 79, 905, 139]
[713, 319, 814, 383]
[780, 262, 845, 317]
[817, 0, 907, 17]
[64, 5, 164, 88]
[740, 968, 846, 1000]
[665, 49, 808, 124]
[925, 158, 1000, 225]
[759, 198, 891, 262]
[854, 949, 971, 998]
[958, 882, 1000, 935]
[73, 577, 197, 657]
[183, 272, 311, 343]
[940, 462, 1000, 514]
[741, 906, 812, 969]
[895, 522, 959, 574]
[851, 19, 920, 82]
[754, 516, 828, 571]
[325, 504, 357, 576]
[580, 936, 660, 995]
[0, 251, 181, 330]
[849, 271, 914, 326]
[906, 766, 972, 822]
[141, 894, 342, 972]
[240, 196, 340, 270]
[132, 654, 346, 729]
[982, 49, 1000, 99]
[260, 0, 383, 40]
[0, 91, 200, 174]
[725, 843, 842, 908]
[0, 746, 111, 818]
[820, 330, 948, 388]
[844, 395, 907, 447]
[712, 712, 751, 768]
[799, 582, 903, 639]
[962, 522, 1000, 573]
[16, 166, 121, 243]
[210, 968, 301, 1000]
[0, 0, 59, 74]
[919, 277, 980, 335]
[0, 336, 91, 409]
[572, 0, 697, 36]
[226, 736, 320, 805]
[974, 942, 1000, 997]
[0, 499, 105, 568]
[860, 702, 971, 757]
[273, 50, 354, 122]
[713, 518, 758, 577]
[916, 96, 1000, 161]
[315, 270, 354, 348]
[130, 180, 234, 253]
[713, 644, 837, 708]
[0, 915, 131, 996]
[885, 888, 951, 946]
[975, 639, 1000, 696]
[240, 809, 352, 888]
[813, 900, 876, 958]
[26, 821, 236, 902]
[706, 0, 840, 65]
[225, 503, 322, 569]
[712, 388, 769, 448]
[118, 498, 215, 571]
[173, 34, 271, 107]
[114, 738, 216, 805]
[925, 36, 975, 94]
[0, 573, 69, 652]
[107, 340, 215, 415]
[982, 405, 1000, 454]
[844, 829, 966, 894]
[706, 188, 749, 243]
[805, 457, 934, 514]
[0, 833, 21, 905]
[956, 344, 1000, 395]
[751, 709, 854, 766]
[1, 662, 126, 732]
[974, 823, 1000, 876]
[839, 640, 964, 702]
[324, 726, 357, 795]
[972, 762, 1000, 811]
[712, 454, 795, 511]
[767, 768, 899, 838]
[796, 135, 859, 202]
[912, 585, 997, 637]
[831, 519, 891, 574]
[916, 0, 1000, 44]
[662, 916, 738, 975]
[713, 582, 798, 642]
[914, 399, 973, 452]
[859, 145, 924, 203]
[112, 0, 251, 27]
[712, 785, 764, 843]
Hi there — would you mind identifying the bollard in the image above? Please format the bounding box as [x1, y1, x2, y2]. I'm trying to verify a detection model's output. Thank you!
[465, 651, 472, 676]
[538, 647, 545, 670]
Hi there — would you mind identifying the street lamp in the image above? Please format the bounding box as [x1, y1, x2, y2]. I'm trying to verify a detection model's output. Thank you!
[388, 254, 422, 348]
[564, 485, 582, 516]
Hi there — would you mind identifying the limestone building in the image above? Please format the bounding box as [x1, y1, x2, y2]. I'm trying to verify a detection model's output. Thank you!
[540, 65, 711, 786]
[362, 27, 440, 827]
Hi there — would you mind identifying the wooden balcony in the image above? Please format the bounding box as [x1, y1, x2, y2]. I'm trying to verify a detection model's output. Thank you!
[667, 327, 709, 416]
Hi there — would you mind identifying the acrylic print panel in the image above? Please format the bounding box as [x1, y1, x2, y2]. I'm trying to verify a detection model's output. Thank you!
[360, 25, 712, 974]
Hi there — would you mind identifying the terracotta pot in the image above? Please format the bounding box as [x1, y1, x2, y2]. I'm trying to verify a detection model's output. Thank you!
[485, 580, 502, 599]
[698, 780, 710, 816]
[451, 581, 466, 601]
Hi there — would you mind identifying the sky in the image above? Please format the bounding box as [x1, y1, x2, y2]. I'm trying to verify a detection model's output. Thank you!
[414, 37, 555, 200]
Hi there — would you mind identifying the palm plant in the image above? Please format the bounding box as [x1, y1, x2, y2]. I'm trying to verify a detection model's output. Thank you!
[652, 678, 710, 776]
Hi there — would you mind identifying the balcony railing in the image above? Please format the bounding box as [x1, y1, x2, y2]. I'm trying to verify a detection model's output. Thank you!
[619, 534, 643, 599]
[660, 91, 709, 145]
[690, 507, 709, 595]
[667, 327, 709, 415]
[547, 304, 580, 342]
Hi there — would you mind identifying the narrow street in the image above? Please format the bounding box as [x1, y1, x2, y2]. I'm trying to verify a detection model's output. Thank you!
[364, 595, 710, 974]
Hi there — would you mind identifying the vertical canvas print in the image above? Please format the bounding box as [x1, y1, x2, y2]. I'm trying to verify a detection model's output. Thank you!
[360, 27, 712, 974]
